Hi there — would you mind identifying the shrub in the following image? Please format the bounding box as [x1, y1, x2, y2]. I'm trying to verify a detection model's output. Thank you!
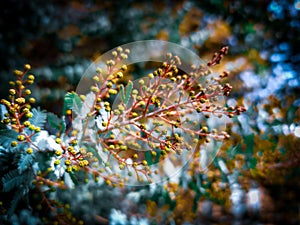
[0, 44, 245, 224]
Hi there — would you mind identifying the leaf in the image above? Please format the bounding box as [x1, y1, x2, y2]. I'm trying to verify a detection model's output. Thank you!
[2, 169, 25, 192]
[63, 92, 83, 115]
[0, 146, 14, 170]
[120, 81, 133, 105]
[145, 150, 159, 166]
[7, 188, 28, 217]
[47, 112, 62, 131]
[86, 145, 102, 162]
[29, 108, 47, 129]
[0, 129, 18, 148]
[119, 85, 125, 103]
[0, 104, 7, 121]
[18, 153, 35, 173]
[244, 133, 255, 154]
[68, 172, 79, 186]
[247, 157, 257, 169]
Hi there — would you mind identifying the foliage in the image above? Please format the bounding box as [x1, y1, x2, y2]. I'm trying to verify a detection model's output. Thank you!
[0, 46, 249, 224]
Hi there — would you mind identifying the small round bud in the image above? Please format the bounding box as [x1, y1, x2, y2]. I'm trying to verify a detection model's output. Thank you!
[106, 82, 113, 88]
[26, 148, 33, 154]
[9, 89, 16, 95]
[116, 71, 123, 78]
[93, 76, 100, 82]
[66, 109, 72, 116]
[65, 160, 72, 166]
[121, 65, 127, 71]
[14, 70, 23, 76]
[25, 89, 31, 95]
[24, 64, 31, 70]
[55, 150, 62, 156]
[17, 135, 25, 141]
[139, 100, 146, 106]
[112, 51, 118, 57]
[27, 74, 35, 81]
[55, 138, 61, 144]
[148, 73, 154, 79]
[96, 68, 102, 74]
[11, 141, 18, 147]
[28, 98, 35, 104]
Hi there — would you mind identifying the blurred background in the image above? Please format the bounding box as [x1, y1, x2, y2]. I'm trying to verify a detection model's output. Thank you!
[0, 0, 300, 224]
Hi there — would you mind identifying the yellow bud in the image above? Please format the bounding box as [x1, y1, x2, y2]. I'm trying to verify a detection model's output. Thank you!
[25, 89, 31, 95]
[66, 109, 72, 115]
[27, 74, 35, 80]
[55, 138, 61, 144]
[9, 89, 16, 95]
[116, 71, 123, 78]
[14, 70, 23, 76]
[24, 64, 31, 70]
[54, 159, 60, 165]
[26, 148, 33, 154]
[121, 65, 127, 71]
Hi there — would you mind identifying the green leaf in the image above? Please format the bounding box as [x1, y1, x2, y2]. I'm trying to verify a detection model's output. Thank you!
[120, 80, 133, 105]
[29, 108, 47, 128]
[86, 145, 102, 162]
[2, 169, 25, 192]
[247, 157, 257, 169]
[0, 104, 7, 121]
[244, 133, 255, 154]
[145, 150, 159, 166]
[63, 92, 83, 115]
[68, 172, 79, 186]
[18, 153, 35, 173]
[119, 85, 126, 103]
[0, 129, 18, 148]
[7, 188, 26, 217]
[47, 112, 62, 131]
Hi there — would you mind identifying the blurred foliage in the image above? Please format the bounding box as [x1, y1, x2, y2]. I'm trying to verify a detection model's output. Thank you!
[1, 0, 300, 224]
